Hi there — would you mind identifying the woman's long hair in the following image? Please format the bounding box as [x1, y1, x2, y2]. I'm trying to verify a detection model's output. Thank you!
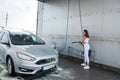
[84, 30, 89, 38]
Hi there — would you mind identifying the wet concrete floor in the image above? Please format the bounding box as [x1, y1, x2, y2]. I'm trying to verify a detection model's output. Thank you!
[0, 57, 120, 80]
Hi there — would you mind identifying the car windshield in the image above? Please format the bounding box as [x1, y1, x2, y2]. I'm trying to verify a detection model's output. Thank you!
[10, 33, 45, 45]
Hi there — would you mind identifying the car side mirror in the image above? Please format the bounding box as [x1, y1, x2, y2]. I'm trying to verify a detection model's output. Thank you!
[0, 40, 9, 45]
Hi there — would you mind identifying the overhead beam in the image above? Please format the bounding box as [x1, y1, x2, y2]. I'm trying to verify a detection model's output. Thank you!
[37, 0, 45, 2]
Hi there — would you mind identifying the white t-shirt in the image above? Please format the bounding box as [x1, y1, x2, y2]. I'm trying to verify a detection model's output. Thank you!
[84, 38, 89, 44]
[84, 38, 90, 49]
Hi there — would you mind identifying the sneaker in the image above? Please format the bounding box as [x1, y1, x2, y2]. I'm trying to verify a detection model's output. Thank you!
[83, 66, 90, 69]
[81, 63, 86, 66]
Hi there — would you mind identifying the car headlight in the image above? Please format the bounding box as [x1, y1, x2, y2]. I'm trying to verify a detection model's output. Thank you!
[17, 52, 36, 61]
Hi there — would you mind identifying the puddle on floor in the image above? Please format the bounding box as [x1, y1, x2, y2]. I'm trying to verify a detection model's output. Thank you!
[34, 67, 75, 80]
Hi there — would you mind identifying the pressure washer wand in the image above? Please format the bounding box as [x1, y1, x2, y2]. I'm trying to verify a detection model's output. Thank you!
[72, 41, 84, 47]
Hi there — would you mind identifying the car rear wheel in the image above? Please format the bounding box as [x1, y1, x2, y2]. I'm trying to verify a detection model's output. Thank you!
[7, 57, 16, 76]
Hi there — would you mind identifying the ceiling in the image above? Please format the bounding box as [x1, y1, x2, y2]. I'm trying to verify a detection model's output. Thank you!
[37, 0, 45, 2]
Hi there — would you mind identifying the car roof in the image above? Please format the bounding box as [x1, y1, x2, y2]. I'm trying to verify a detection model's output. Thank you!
[0, 29, 32, 35]
[10, 32, 31, 35]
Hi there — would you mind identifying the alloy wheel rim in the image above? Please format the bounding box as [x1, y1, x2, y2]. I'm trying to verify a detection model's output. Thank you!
[8, 59, 12, 74]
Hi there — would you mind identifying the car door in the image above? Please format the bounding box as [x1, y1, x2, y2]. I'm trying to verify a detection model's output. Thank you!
[0, 32, 9, 63]
[0, 31, 5, 61]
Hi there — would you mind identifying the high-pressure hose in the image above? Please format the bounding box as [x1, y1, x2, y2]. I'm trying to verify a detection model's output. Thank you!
[60, 0, 70, 52]
[60, 0, 83, 52]
[78, 0, 83, 35]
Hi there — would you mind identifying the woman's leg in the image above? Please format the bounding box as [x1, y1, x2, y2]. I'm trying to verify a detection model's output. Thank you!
[84, 49, 87, 63]
[81, 49, 89, 66]
[81, 49, 87, 66]
[84, 48, 90, 69]
[85, 48, 89, 65]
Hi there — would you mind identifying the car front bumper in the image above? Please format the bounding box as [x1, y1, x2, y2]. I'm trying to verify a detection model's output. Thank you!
[14, 56, 58, 74]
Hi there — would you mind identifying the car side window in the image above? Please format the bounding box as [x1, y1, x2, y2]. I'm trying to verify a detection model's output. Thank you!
[0, 31, 4, 40]
[1, 33, 9, 43]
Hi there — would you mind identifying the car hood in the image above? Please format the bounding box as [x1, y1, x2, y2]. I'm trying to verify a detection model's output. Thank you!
[14, 45, 58, 57]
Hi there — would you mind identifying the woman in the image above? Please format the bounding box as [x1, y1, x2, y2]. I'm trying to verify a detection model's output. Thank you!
[80, 30, 90, 69]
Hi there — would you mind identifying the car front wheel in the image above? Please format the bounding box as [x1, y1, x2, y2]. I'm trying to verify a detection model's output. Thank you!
[7, 57, 15, 76]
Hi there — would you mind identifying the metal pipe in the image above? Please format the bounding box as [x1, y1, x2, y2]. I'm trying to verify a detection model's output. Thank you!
[78, 0, 83, 35]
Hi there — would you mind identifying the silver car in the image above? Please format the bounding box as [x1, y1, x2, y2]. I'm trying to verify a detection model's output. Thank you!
[0, 30, 58, 76]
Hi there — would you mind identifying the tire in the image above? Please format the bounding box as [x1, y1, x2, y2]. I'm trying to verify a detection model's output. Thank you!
[7, 57, 16, 76]
[50, 66, 57, 72]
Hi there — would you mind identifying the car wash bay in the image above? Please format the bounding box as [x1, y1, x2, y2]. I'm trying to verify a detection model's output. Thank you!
[0, 0, 120, 80]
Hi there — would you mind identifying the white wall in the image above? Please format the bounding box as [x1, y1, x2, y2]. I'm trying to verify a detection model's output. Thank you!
[38, 0, 120, 68]
[0, 0, 37, 32]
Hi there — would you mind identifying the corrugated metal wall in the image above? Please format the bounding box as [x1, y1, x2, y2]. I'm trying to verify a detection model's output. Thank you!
[37, 0, 120, 68]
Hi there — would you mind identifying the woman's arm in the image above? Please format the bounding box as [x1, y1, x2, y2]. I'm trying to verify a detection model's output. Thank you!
[72, 36, 86, 44]
[80, 36, 86, 44]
